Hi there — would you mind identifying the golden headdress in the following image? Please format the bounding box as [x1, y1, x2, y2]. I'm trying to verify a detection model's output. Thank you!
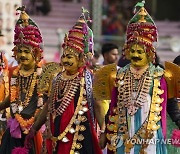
[13, 6, 43, 62]
[123, 1, 158, 62]
[62, 7, 94, 60]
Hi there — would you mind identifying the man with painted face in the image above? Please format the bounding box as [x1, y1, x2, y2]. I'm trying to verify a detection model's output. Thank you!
[0, 7, 45, 154]
[101, 1, 169, 154]
[25, 8, 102, 154]
[0, 49, 9, 144]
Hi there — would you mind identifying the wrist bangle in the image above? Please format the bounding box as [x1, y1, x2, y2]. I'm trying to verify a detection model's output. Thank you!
[99, 129, 105, 133]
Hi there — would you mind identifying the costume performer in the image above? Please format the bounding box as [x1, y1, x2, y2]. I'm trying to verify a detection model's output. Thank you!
[25, 8, 102, 154]
[0, 51, 9, 144]
[165, 57, 180, 153]
[0, 6, 45, 154]
[104, 1, 168, 154]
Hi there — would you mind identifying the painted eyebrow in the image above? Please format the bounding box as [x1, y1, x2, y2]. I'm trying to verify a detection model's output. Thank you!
[18, 49, 29, 52]
[66, 54, 73, 56]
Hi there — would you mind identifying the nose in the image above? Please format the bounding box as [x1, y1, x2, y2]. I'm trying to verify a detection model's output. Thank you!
[133, 51, 139, 57]
[21, 51, 26, 57]
[61, 56, 66, 62]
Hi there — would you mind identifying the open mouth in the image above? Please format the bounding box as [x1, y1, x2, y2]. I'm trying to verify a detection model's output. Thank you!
[20, 58, 28, 62]
[63, 63, 73, 66]
[20, 59, 27, 62]
[132, 57, 142, 62]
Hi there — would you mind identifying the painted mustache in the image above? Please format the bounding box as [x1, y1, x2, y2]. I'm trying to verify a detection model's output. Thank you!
[131, 57, 142, 61]
[20, 57, 28, 60]
[63, 62, 73, 66]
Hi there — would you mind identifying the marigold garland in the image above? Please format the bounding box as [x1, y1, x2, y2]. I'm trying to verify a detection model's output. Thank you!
[15, 109, 39, 130]
[10, 65, 43, 133]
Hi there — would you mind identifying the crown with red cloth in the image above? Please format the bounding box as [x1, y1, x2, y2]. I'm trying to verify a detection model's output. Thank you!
[123, 1, 158, 62]
[13, 6, 43, 54]
[62, 7, 94, 60]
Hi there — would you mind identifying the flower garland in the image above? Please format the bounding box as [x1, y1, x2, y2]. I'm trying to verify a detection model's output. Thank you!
[14, 109, 40, 134]
[10, 65, 43, 133]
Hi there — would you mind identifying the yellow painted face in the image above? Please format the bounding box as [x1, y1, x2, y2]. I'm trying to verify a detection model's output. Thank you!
[61, 50, 80, 75]
[129, 44, 149, 68]
[17, 46, 35, 67]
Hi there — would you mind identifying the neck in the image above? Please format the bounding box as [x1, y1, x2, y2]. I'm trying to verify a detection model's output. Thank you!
[66, 70, 78, 76]
[131, 64, 149, 71]
[21, 62, 36, 72]
[103, 61, 109, 65]
[19, 62, 36, 77]
[130, 64, 149, 79]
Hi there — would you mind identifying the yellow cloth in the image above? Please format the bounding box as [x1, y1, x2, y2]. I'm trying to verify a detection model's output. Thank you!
[101, 100, 110, 117]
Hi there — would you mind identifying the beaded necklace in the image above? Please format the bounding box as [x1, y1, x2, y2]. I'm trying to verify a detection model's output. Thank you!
[124, 67, 152, 115]
[10, 66, 43, 134]
[18, 72, 37, 110]
[50, 71, 80, 119]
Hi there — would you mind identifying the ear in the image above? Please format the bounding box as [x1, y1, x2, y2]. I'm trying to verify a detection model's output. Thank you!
[34, 47, 42, 62]
[147, 50, 154, 63]
[125, 49, 130, 60]
[78, 53, 85, 67]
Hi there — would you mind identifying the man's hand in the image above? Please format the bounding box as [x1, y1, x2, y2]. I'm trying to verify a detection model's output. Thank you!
[99, 132, 107, 149]
[24, 127, 36, 148]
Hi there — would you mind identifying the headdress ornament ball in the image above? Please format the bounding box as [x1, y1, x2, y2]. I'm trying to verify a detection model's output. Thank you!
[62, 7, 94, 60]
[123, 0, 158, 62]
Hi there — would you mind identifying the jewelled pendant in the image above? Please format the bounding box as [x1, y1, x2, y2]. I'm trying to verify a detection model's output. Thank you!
[78, 110, 84, 115]
[22, 89, 26, 93]
[18, 105, 23, 113]
[69, 128, 76, 134]
[74, 119, 80, 125]
[132, 92, 137, 99]
[81, 100, 87, 105]
[82, 107, 88, 112]
[62, 136, 69, 143]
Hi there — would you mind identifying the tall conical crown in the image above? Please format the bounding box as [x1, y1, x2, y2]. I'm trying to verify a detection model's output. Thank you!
[62, 7, 94, 59]
[123, 1, 158, 62]
[13, 6, 43, 52]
